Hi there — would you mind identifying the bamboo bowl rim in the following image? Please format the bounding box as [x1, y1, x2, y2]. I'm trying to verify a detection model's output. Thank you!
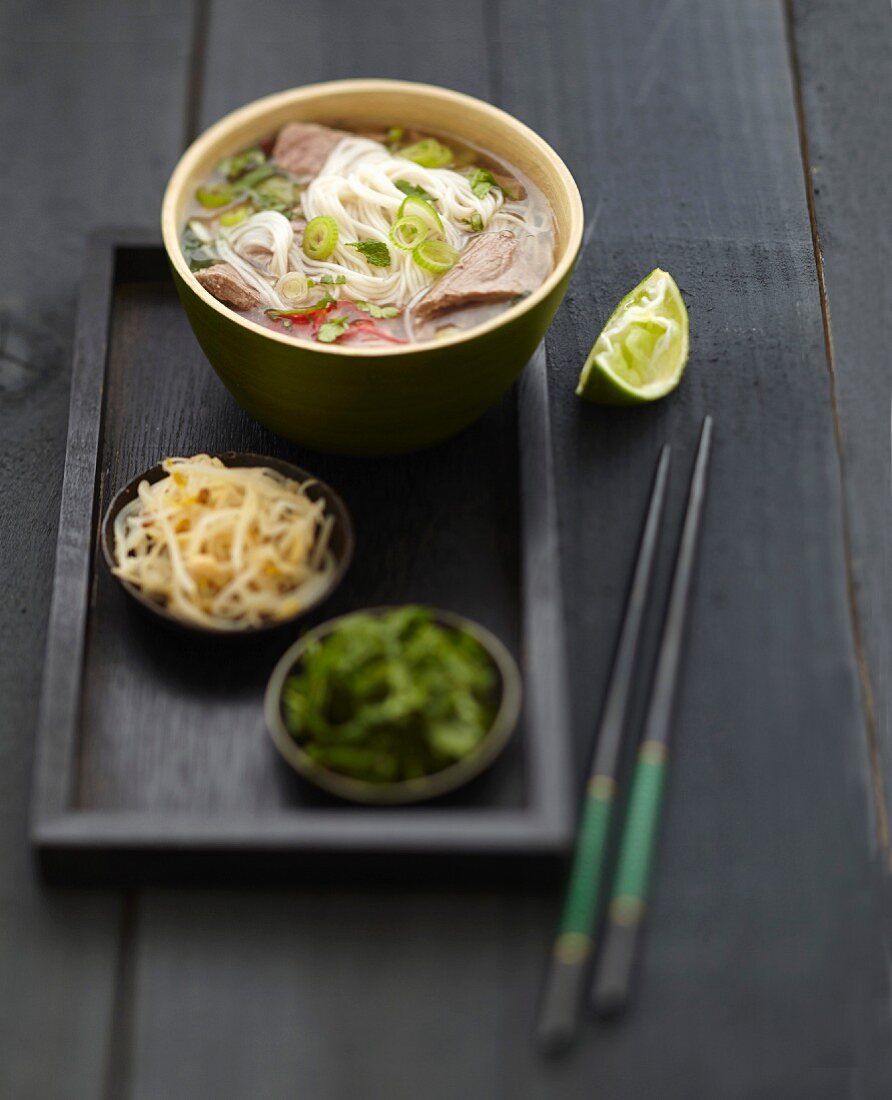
[161, 78, 584, 359]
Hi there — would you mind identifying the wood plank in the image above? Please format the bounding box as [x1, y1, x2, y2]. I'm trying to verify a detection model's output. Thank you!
[790, 0, 892, 859]
[120, 1, 892, 1097]
[0, 3, 196, 1097]
[491, 0, 892, 1094]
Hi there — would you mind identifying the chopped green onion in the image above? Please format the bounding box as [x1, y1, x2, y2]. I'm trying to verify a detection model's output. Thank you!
[397, 195, 443, 239]
[386, 127, 405, 145]
[395, 179, 435, 203]
[195, 184, 233, 209]
[468, 211, 484, 233]
[413, 239, 460, 275]
[250, 174, 300, 213]
[399, 138, 454, 169]
[467, 167, 498, 199]
[356, 300, 401, 319]
[239, 164, 276, 189]
[275, 271, 310, 304]
[319, 273, 347, 285]
[390, 214, 429, 251]
[220, 202, 254, 227]
[348, 240, 391, 267]
[217, 146, 266, 181]
[303, 216, 339, 261]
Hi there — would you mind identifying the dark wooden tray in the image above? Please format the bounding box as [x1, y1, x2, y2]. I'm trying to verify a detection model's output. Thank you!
[30, 230, 574, 883]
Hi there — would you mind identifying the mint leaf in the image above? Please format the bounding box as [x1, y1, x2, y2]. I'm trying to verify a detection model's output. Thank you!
[348, 240, 391, 267]
[317, 315, 351, 343]
[355, 300, 401, 319]
[467, 167, 498, 199]
[395, 179, 435, 203]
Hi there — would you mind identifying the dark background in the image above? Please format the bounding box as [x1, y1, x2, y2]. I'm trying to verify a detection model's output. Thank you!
[1, 1, 890, 1097]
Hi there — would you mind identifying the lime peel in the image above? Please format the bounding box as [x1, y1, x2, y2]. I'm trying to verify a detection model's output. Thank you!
[576, 268, 689, 406]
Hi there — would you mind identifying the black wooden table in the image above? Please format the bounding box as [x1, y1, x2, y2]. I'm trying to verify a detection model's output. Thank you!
[2, 2, 890, 1097]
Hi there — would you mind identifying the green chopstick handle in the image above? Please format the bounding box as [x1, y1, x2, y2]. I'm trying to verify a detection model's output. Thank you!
[537, 779, 615, 1052]
[592, 742, 668, 1015]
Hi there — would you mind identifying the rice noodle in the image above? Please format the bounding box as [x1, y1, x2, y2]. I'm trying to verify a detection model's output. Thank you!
[218, 134, 506, 311]
[112, 456, 336, 629]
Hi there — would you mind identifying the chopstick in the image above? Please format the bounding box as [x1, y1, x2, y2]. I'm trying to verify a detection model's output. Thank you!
[537, 444, 672, 1054]
[591, 415, 714, 1016]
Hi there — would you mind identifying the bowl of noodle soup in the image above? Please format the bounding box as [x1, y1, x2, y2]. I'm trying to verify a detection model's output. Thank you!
[101, 453, 354, 635]
[161, 80, 584, 455]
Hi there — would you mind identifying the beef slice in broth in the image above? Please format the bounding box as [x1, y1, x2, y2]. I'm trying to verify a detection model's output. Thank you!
[195, 263, 260, 310]
[272, 122, 347, 181]
[415, 231, 537, 320]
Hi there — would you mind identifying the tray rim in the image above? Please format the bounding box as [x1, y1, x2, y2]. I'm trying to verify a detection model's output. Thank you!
[29, 229, 575, 877]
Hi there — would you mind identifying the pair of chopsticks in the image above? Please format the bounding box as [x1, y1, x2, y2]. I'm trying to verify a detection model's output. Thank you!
[537, 416, 713, 1053]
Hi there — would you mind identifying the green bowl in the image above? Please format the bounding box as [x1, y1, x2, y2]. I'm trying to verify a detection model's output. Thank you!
[264, 607, 523, 805]
[162, 80, 584, 456]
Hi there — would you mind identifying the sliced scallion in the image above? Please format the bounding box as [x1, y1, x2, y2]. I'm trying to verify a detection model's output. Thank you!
[303, 216, 339, 261]
[397, 195, 443, 239]
[220, 203, 254, 227]
[390, 214, 429, 251]
[196, 184, 233, 209]
[400, 138, 454, 169]
[275, 271, 310, 304]
[413, 239, 460, 275]
[239, 164, 276, 189]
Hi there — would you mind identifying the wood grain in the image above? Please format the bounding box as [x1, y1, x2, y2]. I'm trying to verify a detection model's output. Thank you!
[3, 0, 891, 1096]
[119, 1, 890, 1098]
[789, 0, 892, 862]
[0, 4, 195, 1098]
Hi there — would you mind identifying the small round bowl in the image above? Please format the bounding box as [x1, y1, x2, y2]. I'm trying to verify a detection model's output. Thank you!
[264, 607, 523, 804]
[161, 79, 584, 456]
[101, 452, 354, 636]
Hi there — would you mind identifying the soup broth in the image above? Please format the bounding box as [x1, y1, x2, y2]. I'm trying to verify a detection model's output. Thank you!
[181, 121, 554, 347]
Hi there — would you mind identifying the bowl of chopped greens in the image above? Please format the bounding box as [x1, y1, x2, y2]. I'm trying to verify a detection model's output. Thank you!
[264, 605, 522, 804]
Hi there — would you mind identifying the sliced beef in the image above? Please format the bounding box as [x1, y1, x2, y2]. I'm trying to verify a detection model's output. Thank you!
[195, 263, 260, 311]
[271, 122, 347, 181]
[414, 231, 537, 320]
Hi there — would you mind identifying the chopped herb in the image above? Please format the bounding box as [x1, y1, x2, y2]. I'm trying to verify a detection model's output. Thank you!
[281, 607, 498, 784]
[395, 179, 435, 203]
[355, 300, 401, 319]
[316, 315, 351, 343]
[248, 173, 300, 214]
[468, 211, 484, 233]
[182, 226, 220, 271]
[386, 127, 405, 145]
[217, 146, 266, 181]
[467, 167, 499, 199]
[319, 273, 347, 285]
[348, 240, 391, 267]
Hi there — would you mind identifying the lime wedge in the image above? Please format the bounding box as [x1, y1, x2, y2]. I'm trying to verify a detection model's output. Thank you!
[576, 269, 689, 405]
